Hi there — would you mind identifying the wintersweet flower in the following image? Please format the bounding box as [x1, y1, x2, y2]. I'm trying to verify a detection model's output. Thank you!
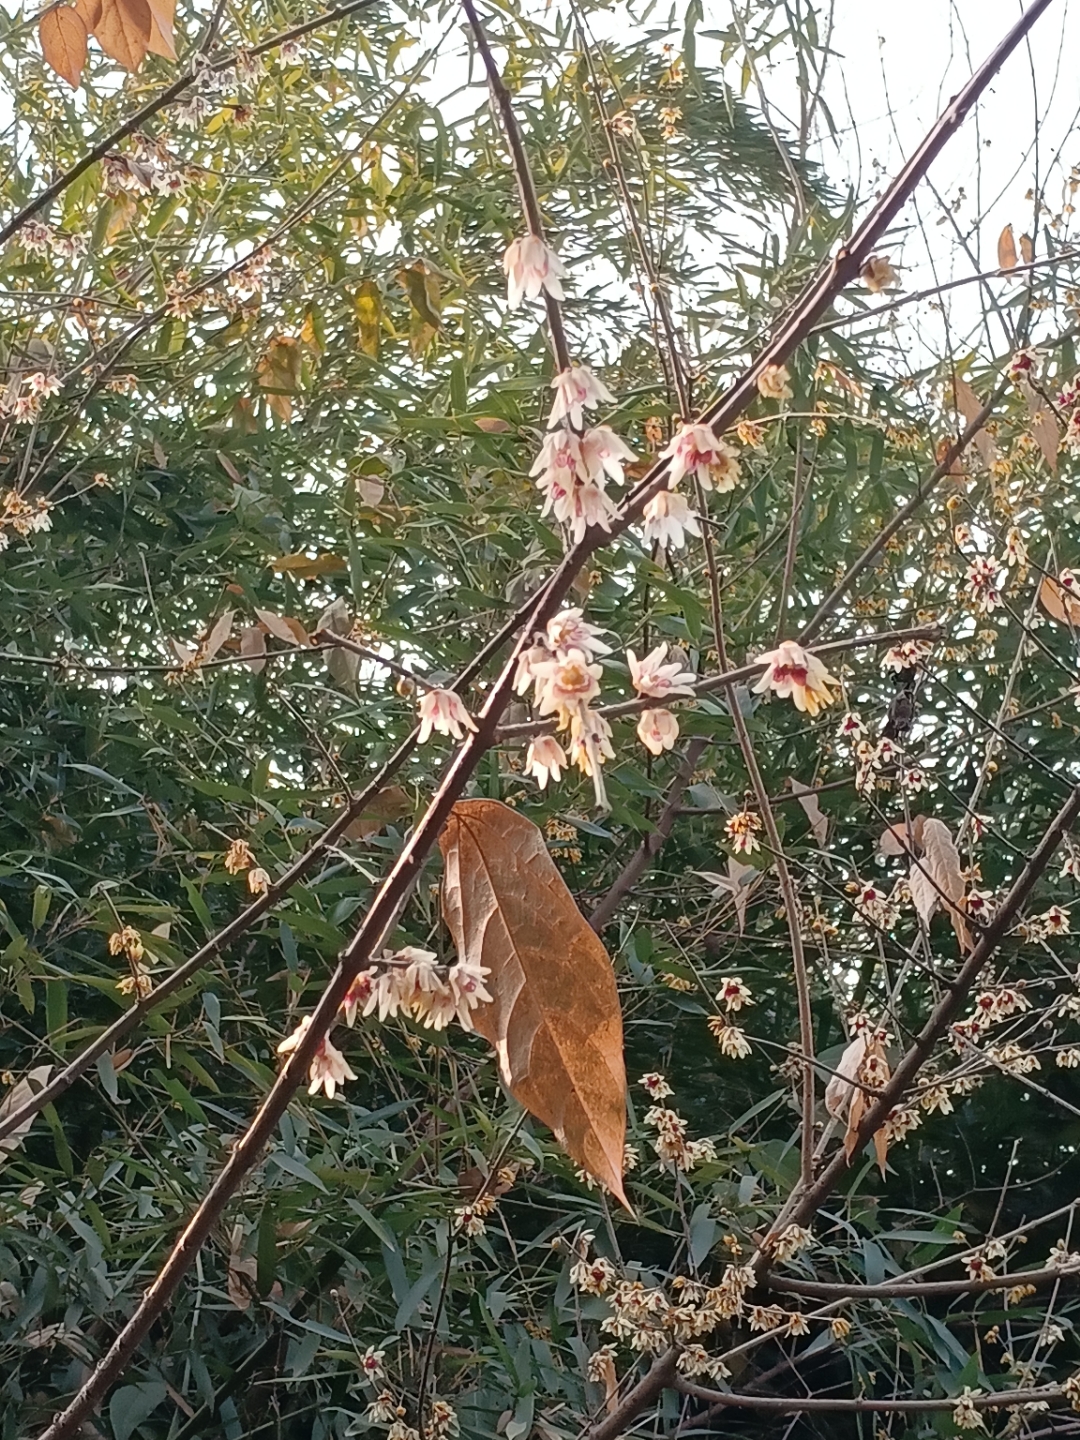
[568, 708, 615, 810]
[641, 489, 701, 550]
[277, 1015, 357, 1100]
[531, 428, 586, 494]
[446, 961, 493, 1030]
[524, 734, 567, 788]
[546, 607, 612, 659]
[557, 476, 620, 542]
[661, 423, 741, 491]
[341, 969, 377, 1026]
[548, 365, 615, 430]
[627, 643, 696, 699]
[503, 234, 567, 308]
[860, 254, 898, 292]
[417, 688, 478, 743]
[580, 426, 636, 485]
[757, 363, 793, 401]
[532, 648, 603, 721]
[513, 641, 551, 697]
[752, 640, 838, 716]
[637, 707, 679, 755]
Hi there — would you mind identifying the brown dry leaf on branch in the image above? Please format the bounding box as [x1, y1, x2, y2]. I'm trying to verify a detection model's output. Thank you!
[825, 1032, 890, 1175]
[789, 778, 828, 847]
[951, 374, 998, 467]
[440, 800, 629, 1206]
[879, 815, 971, 952]
[93, 0, 152, 71]
[0, 1067, 54, 1166]
[1020, 380, 1060, 472]
[997, 223, 1019, 271]
[39, 6, 88, 87]
[344, 785, 412, 841]
[1038, 576, 1080, 627]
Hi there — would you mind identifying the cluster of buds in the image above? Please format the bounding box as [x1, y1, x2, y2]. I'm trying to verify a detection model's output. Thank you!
[707, 1014, 753, 1058]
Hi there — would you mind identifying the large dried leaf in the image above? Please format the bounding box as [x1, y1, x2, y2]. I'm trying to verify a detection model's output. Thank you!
[269, 553, 347, 580]
[0, 1066, 54, 1167]
[951, 375, 998, 467]
[239, 625, 267, 674]
[144, 0, 176, 59]
[1019, 380, 1060, 471]
[1019, 232, 1034, 264]
[256, 336, 301, 422]
[226, 1226, 257, 1310]
[1039, 576, 1080, 627]
[40, 6, 88, 87]
[199, 609, 233, 665]
[317, 597, 358, 687]
[93, 0, 152, 71]
[997, 224, 1018, 271]
[440, 801, 628, 1206]
[790, 778, 828, 847]
[694, 859, 761, 934]
[883, 816, 970, 952]
[397, 261, 441, 356]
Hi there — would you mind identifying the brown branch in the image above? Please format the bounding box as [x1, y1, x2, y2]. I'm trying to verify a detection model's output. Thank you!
[767, 1263, 1080, 1301]
[674, 1378, 1063, 1415]
[588, 739, 707, 932]
[587, 1350, 679, 1440]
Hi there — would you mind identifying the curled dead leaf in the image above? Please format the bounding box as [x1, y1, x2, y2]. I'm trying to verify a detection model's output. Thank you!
[997, 223, 1019, 271]
[255, 608, 310, 648]
[239, 625, 267, 674]
[440, 801, 629, 1206]
[789, 778, 828, 847]
[0, 1066, 54, 1166]
[1039, 576, 1080, 627]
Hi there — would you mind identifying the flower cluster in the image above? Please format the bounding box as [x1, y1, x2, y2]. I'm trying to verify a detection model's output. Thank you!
[416, 688, 478, 744]
[0, 490, 53, 547]
[641, 420, 740, 553]
[643, 1106, 717, 1170]
[725, 811, 762, 856]
[965, 556, 1003, 614]
[516, 609, 615, 807]
[276, 948, 491, 1101]
[628, 643, 696, 757]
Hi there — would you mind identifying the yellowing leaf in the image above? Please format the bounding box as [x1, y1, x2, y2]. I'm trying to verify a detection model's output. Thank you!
[440, 801, 629, 1206]
[40, 6, 88, 87]
[105, 191, 138, 244]
[255, 336, 301, 423]
[354, 280, 382, 359]
[997, 223, 1018, 271]
[268, 553, 347, 579]
[397, 261, 441, 357]
[94, 0, 152, 71]
[0, 1066, 54, 1167]
[1039, 576, 1080, 627]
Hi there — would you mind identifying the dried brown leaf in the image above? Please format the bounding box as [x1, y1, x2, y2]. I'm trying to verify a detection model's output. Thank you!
[825, 1033, 865, 1120]
[227, 1225, 257, 1310]
[144, 0, 176, 59]
[254, 608, 310, 647]
[239, 625, 267, 674]
[73, 0, 102, 29]
[40, 6, 88, 87]
[919, 817, 971, 953]
[440, 801, 628, 1206]
[317, 597, 358, 688]
[1019, 232, 1034, 265]
[356, 474, 385, 507]
[344, 785, 412, 841]
[951, 375, 998, 467]
[1019, 380, 1060, 472]
[473, 416, 511, 433]
[93, 0, 152, 71]
[0, 1066, 54, 1166]
[1039, 576, 1080, 627]
[200, 609, 233, 664]
[997, 223, 1018, 271]
[789, 778, 828, 847]
[255, 335, 301, 422]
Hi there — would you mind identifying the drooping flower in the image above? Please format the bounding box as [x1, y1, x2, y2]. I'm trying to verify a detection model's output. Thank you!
[503, 234, 567, 308]
[860, 254, 898, 292]
[717, 976, 754, 1011]
[641, 489, 701, 550]
[524, 734, 567, 789]
[757, 363, 793, 401]
[637, 707, 679, 755]
[341, 969, 377, 1026]
[627, 643, 696, 699]
[247, 866, 270, 895]
[276, 1015, 357, 1100]
[548, 365, 615, 430]
[639, 1072, 672, 1098]
[545, 607, 613, 659]
[417, 688, 478, 743]
[580, 426, 636, 486]
[752, 640, 838, 716]
[531, 428, 586, 495]
[532, 648, 603, 721]
[557, 476, 620, 542]
[661, 423, 741, 491]
[224, 837, 255, 874]
[568, 708, 615, 809]
[724, 812, 762, 856]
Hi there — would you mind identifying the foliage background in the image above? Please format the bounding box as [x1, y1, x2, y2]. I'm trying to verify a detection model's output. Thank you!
[3, 1, 1080, 1437]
